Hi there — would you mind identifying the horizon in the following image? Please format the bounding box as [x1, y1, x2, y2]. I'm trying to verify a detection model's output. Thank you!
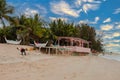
[1, 0, 120, 53]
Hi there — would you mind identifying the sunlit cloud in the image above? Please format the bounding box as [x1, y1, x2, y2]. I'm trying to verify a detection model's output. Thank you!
[75, 0, 101, 13]
[79, 16, 100, 24]
[50, 1, 82, 17]
[105, 43, 119, 47]
[49, 17, 68, 22]
[75, 0, 101, 7]
[116, 24, 120, 29]
[83, 3, 99, 13]
[50, 0, 102, 17]
[103, 17, 111, 23]
[104, 40, 120, 53]
[94, 16, 100, 23]
[111, 40, 120, 43]
[113, 8, 120, 14]
[24, 8, 39, 17]
[100, 24, 113, 31]
[103, 35, 113, 39]
[113, 32, 120, 37]
[104, 40, 120, 44]
[103, 32, 120, 39]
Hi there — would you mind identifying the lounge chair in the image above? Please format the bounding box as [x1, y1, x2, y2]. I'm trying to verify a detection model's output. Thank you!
[34, 41, 48, 51]
[5, 37, 21, 45]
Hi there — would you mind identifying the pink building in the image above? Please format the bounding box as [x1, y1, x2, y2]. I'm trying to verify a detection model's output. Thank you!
[57, 37, 91, 55]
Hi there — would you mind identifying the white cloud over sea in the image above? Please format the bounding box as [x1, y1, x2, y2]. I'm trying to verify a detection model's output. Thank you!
[106, 43, 119, 47]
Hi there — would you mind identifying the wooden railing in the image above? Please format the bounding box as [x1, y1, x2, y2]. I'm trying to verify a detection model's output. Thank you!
[60, 46, 91, 53]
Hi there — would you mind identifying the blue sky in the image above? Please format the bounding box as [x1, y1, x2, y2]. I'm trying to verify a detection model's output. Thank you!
[6, 0, 120, 53]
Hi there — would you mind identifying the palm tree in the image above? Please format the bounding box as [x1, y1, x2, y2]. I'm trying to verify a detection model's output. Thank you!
[0, 0, 14, 28]
[15, 14, 46, 44]
[49, 19, 76, 37]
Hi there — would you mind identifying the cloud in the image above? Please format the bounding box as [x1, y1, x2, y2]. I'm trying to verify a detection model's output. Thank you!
[95, 16, 100, 22]
[115, 22, 120, 25]
[105, 43, 119, 47]
[79, 16, 100, 24]
[82, 3, 99, 13]
[116, 24, 120, 29]
[49, 17, 68, 22]
[112, 32, 120, 37]
[50, 0, 102, 17]
[104, 37, 120, 52]
[103, 32, 120, 40]
[12, 2, 47, 17]
[105, 40, 120, 44]
[75, 0, 101, 13]
[35, 5, 47, 14]
[75, 0, 101, 7]
[103, 18, 111, 23]
[114, 22, 120, 29]
[100, 24, 113, 31]
[113, 8, 120, 14]
[104, 39, 120, 49]
[24, 8, 39, 17]
[50, 1, 82, 17]
[88, 0, 101, 3]
[103, 35, 113, 39]
[112, 40, 120, 43]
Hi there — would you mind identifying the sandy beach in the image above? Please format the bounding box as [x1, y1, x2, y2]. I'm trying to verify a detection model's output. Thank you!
[0, 44, 120, 80]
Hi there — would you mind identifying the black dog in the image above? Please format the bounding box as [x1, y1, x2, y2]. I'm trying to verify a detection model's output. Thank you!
[17, 47, 27, 55]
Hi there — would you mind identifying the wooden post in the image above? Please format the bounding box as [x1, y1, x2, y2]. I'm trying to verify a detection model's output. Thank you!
[81, 41, 83, 47]
[88, 43, 89, 48]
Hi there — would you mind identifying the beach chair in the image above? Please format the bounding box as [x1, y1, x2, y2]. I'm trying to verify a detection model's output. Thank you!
[5, 37, 21, 45]
[34, 41, 48, 51]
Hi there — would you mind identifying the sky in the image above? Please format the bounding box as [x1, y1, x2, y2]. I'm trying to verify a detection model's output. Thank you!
[5, 0, 120, 53]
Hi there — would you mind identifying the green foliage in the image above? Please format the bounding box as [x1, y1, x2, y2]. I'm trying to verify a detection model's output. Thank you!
[75, 24, 103, 52]
[49, 19, 77, 37]
[0, 28, 4, 36]
[13, 14, 47, 44]
[0, 28, 4, 42]
[0, 0, 14, 28]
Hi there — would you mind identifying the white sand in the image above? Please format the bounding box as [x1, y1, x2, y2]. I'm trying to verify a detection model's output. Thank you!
[0, 44, 120, 80]
[0, 44, 54, 64]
